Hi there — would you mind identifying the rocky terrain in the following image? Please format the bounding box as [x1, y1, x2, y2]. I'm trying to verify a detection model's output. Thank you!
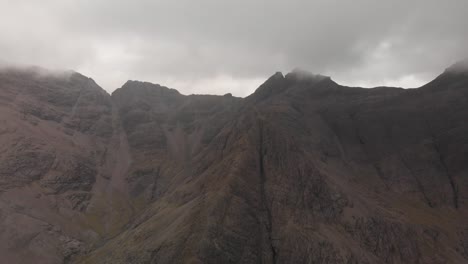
[0, 62, 467, 263]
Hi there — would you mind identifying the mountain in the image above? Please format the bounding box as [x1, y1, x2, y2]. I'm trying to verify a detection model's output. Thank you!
[0, 63, 467, 264]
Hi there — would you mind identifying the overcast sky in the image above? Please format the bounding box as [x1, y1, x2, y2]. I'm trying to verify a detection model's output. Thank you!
[0, 0, 467, 96]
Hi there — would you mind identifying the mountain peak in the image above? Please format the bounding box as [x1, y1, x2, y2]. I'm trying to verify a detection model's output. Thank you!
[115, 80, 181, 96]
[248, 71, 286, 101]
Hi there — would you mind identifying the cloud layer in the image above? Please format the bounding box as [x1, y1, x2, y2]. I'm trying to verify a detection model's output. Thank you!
[0, 0, 467, 95]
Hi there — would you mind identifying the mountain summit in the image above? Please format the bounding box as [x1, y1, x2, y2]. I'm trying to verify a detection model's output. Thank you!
[0, 64, 467, 263]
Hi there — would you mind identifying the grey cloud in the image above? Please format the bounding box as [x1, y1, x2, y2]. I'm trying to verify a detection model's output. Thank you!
[0, 0, 467, 95]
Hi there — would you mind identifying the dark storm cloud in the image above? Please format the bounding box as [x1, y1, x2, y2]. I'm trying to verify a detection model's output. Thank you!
[0, 0, 467, 95]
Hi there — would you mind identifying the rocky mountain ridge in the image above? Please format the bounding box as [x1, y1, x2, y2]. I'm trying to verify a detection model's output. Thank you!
[0, 63, 467, 263]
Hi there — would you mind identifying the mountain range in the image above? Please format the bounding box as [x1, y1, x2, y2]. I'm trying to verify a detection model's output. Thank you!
[0, 62, 467, 263]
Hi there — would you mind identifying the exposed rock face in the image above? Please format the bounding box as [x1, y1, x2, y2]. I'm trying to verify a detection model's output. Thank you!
[0, 63, 467, 263]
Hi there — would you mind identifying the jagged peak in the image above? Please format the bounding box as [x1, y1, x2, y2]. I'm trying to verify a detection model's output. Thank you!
[270, 71, 285, 79]
[248, 71, 287, 100]
[248, 69, 337, 102]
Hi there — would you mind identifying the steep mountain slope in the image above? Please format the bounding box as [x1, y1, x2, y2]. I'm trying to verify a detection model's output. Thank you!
[0, 63, 467, 263]
[0, 68, 134, 263]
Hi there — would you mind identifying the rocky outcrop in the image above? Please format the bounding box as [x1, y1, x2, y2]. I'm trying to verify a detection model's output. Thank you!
[0, 63, 468, 263]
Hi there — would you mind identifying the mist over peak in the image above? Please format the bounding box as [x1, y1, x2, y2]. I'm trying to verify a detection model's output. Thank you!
[286, 68, 331, 82]
[0, 62, 76, 80]
[445, 59, 468, 74]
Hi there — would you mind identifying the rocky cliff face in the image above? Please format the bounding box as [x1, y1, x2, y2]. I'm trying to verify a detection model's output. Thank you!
[0, 63, 467, 263]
